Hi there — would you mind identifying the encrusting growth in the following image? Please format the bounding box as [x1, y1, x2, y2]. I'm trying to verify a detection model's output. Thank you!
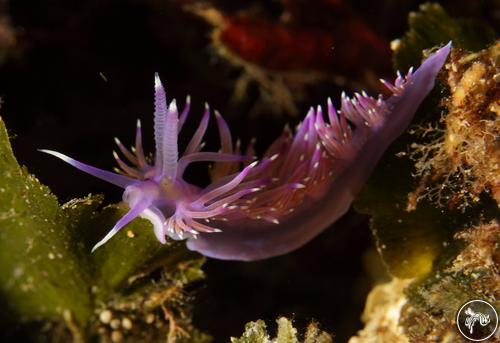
[41, 43, 451, 260]
[408, 42, 499, 211]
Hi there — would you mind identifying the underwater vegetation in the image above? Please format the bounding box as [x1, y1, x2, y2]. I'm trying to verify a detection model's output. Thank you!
[352, 3, 499, 343]
[348, 219, 500, 343]
[0, 114, 209, 342]
[0, 1, 498, 342]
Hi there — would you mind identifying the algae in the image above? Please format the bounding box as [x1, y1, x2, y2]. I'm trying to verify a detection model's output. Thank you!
[0, 115, 208, 342]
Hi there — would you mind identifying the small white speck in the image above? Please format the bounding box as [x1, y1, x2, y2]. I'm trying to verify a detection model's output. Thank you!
[122, 317, 133, 330]
[146, 313, 155, 324]
[99, 72, 108, 82]
[99, 310, 112, 324]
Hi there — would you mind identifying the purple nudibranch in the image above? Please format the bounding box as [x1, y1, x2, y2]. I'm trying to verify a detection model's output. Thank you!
[41, 43, 451, 260]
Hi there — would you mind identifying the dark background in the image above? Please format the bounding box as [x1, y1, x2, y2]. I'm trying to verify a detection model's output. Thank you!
[0, 0, 496, 341]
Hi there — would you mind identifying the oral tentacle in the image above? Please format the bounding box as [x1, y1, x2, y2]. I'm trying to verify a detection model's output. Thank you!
[91, 198, 151, 252]
[39, 149, 136, 188]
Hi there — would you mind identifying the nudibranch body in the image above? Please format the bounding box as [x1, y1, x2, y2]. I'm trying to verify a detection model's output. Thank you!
[42, 43, 450, 260]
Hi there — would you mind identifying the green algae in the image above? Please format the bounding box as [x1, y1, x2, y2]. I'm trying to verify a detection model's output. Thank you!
[393, 3, 496, 71]
[0, 115, 207, 341]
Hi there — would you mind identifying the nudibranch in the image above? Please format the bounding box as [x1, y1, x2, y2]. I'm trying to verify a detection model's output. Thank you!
[41, 43, 450, 260]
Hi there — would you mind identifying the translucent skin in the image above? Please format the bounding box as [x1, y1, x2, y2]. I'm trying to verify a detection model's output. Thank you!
[187, 43, 451, 260]
[41, 43, 450, 260]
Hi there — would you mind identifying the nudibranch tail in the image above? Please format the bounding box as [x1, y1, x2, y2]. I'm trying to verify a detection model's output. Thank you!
[186, 42, 451, 260]
[41, 43, 450, 259]
[382, 42, 452, 139]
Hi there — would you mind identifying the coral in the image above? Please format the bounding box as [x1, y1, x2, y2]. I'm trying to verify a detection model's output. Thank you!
[232, 317, 332, 343]
[408, 42, 500, 210]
